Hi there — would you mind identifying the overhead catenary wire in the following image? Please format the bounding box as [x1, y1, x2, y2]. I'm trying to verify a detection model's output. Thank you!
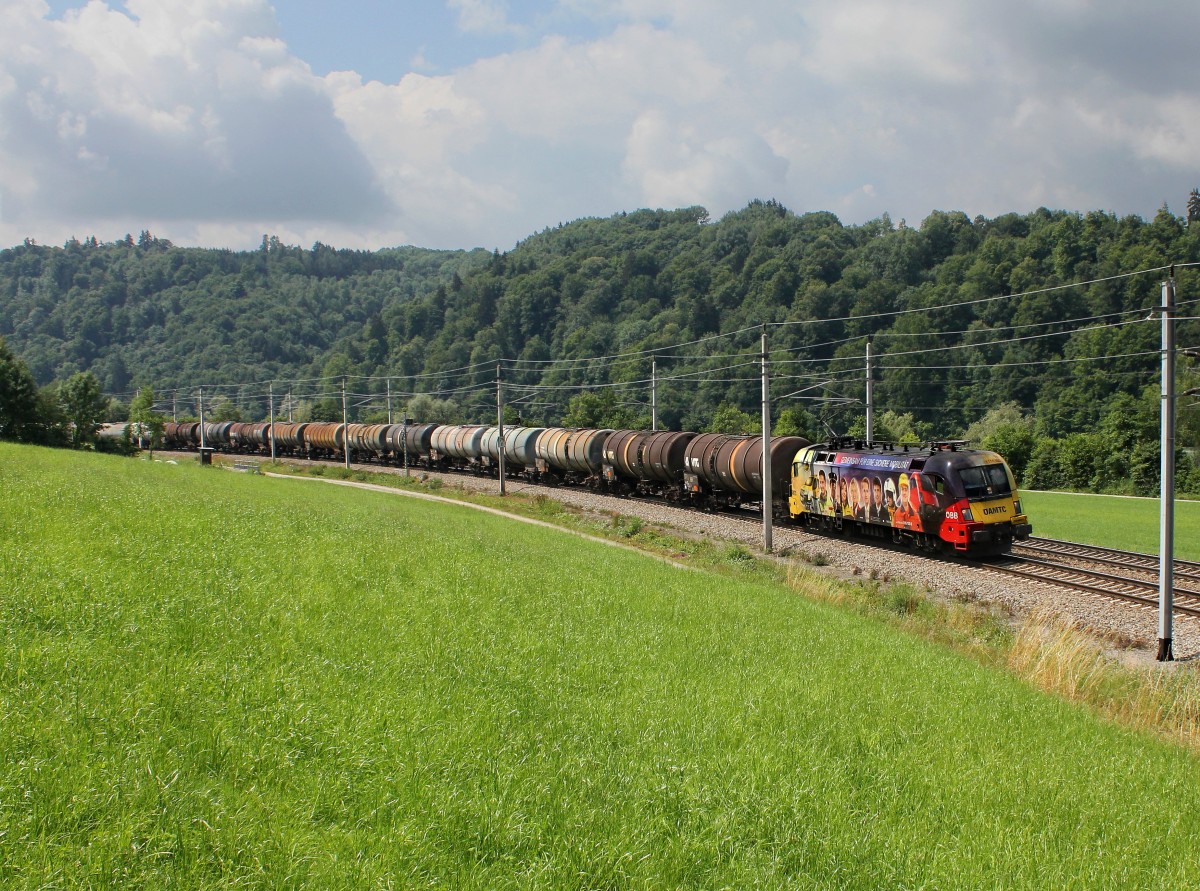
[135, 326, 1174, 412]
[118, 273, 1195, 401]
[501, 264, 1189, 373]
[144, 340, 1170, 416]
[150, 312, 1185, 406]
[119, 285, 1190, 401]
[766, 311, 1168, 371]
[877, 348, 1162, 371]
[107, 262, 1197, 420]
[769, 264, 1181, 331]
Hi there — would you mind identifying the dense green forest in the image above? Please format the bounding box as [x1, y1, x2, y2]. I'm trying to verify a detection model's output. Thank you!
[0, 233, 488, 391]
[2, 202, 1199, 494]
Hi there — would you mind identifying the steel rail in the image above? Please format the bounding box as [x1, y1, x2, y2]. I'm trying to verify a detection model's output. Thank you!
[1016, 537, 1200, 580]
[983, 556, 1200, 619]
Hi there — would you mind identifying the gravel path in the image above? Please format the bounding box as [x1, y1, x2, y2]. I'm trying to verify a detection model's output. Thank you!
[203, 452, 1200, 665]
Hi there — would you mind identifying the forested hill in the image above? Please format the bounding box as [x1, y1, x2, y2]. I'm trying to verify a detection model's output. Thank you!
[0, 235, 489, 392]
[2, 202, 1199, 453]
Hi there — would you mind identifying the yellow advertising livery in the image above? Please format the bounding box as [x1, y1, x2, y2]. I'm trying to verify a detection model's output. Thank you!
[789, 439, 1032, 556]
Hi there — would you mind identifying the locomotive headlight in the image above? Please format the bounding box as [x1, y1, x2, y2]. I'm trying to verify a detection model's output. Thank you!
[962, 508, 973, 522]
[1013, 500, 1022, 514]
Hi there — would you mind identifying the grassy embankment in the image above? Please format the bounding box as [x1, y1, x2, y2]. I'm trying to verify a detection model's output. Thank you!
[1022, 489, 1200, 560]
[4, 443, 1200, 888]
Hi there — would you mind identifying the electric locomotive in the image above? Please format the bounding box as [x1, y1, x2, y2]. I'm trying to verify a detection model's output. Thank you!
[788, 439, 1031, 556]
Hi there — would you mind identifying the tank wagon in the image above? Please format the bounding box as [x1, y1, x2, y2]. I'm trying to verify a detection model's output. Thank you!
[533, 428, 614, 484]
[344, 423, 371, 455]
[97, 422, 132, 445]
[430, 425, 488, 468]
[601, 430, 699, 496]
[505, 427, 545, 471]
[789, 439, 1031, 556]
[684, 434, 808, 509]
[163, 421, 199, 449]
[479, 426, 546, 472]
[230, 422, 271, 452]
[388, 422, 437, 464]
[202, 421, 235, 449]
[304, 422, 345, 458]
[601, 430, 644, 486]
[270, 422, 309, 455]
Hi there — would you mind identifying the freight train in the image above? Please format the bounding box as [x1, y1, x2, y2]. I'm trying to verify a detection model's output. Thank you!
[161, 421, 1031, 556]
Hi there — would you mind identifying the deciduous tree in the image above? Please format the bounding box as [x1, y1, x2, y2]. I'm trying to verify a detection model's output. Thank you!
[706, 403, 757, 435]
[0, 337, 40, 442]
[129, 386, 165, 458]
[57, 371, 109, 449]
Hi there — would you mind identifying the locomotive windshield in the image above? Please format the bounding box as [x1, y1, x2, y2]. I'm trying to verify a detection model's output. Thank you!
[959, 464, 1012, 499]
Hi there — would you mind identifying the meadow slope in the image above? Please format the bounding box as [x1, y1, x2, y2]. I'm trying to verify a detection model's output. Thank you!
[1023, 489, 1200, 560]
[3, 444, 1200, 889]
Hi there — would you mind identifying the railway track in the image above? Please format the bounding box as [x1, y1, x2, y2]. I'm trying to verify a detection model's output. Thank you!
[517, 489, 1200, 627]
[988, 538, 1200, 620]
[1014, 537, 1200, 584]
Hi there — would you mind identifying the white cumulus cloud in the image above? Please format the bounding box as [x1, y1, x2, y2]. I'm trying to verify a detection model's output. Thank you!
[0, 0, 388, 245]
[1, 0, 1198, 251]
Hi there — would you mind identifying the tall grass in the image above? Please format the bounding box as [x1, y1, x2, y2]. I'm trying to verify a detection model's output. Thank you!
[1010, 610, 1200, 751]
[5, 444, 1200, 888]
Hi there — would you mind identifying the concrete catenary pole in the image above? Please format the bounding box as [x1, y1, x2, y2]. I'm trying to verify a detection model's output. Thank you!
[342, 376, 351, 470]
[497, 362, 506, 496]
[403, 414, 410, 477]
[1158, 275, 1177, 662]
[651, 356, 658, 432]
[866, 336, 875, 443]
[761, 326, 773, 554]
[198, 388, 206, 449]
[386, 378, 393, 425]
[269, 383, 276, 463]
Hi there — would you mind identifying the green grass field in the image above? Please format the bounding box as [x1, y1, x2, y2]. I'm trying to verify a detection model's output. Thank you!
[1023, 489, 1200, 560]
[4, 443, 1200, 888]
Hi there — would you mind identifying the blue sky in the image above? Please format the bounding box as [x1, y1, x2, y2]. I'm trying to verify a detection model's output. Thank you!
[271, 2, 470, 79]
[40, 0, 613, 81]
[4, 1, 1199, 251]
[248, 1, 608, 81]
